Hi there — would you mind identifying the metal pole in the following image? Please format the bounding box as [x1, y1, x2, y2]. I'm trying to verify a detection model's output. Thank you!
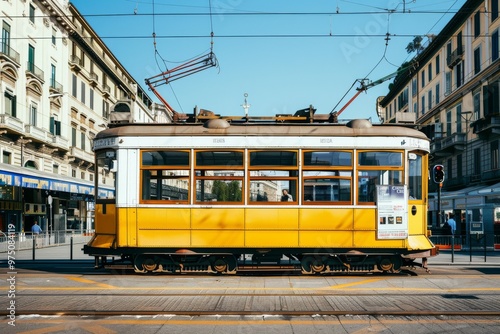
[70, 236, 73, 260]
[32, 236, 35, 260]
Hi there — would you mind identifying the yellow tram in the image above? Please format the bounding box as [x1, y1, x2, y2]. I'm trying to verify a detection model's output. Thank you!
[84, 115, 437, 274]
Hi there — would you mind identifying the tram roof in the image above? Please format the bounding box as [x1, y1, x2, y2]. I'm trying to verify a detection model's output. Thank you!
[97, 119, 428, 141]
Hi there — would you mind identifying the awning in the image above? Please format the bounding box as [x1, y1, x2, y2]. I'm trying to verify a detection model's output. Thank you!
[0, 163, 114, 197]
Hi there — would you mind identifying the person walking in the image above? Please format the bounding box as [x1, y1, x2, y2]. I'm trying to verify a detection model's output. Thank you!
[447, 213, 457, 235]
[31, 222, 42, 248]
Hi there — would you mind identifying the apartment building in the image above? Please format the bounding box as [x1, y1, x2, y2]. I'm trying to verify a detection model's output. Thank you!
[0, 0, 156, 234]
[379, 0, 500, 248]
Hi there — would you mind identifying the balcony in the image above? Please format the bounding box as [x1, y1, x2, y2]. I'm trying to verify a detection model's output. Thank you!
[49, 79, 63, 94]
[26, 62, 44, 83]
[69, 55, 83, 72]
[472, 116, 500, 139]
[102, 84, 111, 98]
[69, 146, 94, 163]
[447, 46, 464, 68]
[0, 114, 24, 134]
[51, 135, 70, 152]
[24, 124, 48, 142]
[0, 44, 21, 67]
[89, 72, 99, 87]
[431, 132, 466, 157]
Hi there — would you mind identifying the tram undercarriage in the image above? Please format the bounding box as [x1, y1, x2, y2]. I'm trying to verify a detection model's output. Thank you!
[87, 247, 431, 275]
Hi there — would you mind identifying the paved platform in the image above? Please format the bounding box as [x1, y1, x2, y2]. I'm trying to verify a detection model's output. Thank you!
[2, 243, 500, 266]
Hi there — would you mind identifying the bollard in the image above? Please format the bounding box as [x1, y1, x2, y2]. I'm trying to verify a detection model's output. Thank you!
[32, 237, 36, 260]
[70, 236, 73, 260]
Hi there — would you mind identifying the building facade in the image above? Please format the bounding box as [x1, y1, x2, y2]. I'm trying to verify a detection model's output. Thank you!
[379, 0, 500, 249]
[0, 0, 155, 234]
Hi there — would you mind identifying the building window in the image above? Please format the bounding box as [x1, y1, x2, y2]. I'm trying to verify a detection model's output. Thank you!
[28, 44, 35, 72]
[435, 83, 440, 104]
[53, 164, 59, 174]
[435, 54, 440, 75]
[421, 70, 425, 88]
[30, 103, 37, 126]
[474, 11, 481, 38]
[446, 110, 452, 136]
[52, 28, 56, 46]
[493, 0, 499, 22]
[473, 90, 481, 120]
[50, 116, 61, 135]
[474, 47, 481, 74]
[456, 104, 462, 133]
[51, 64, 56, 88]
[72, 169, 76, 178]
[81, 171, 85, 180]
[492, 140, 499, 170]
[81, 82, 86, 104]
[72, 74, 77, 97]
[421, 96, 425, 115]
[2, 21, 11, 54]
[457, 154, 463, 178]
[4, 90, 16, 117]
[428, 90, 432, 110]
[447, 158, 453, 180]
[428, 64, 432, 82]
[455, 62, 463, 88]
[29, 4, 35, 24]
[81, 131, 86, 150]
[411, 78, 417, 97]
[445, 72, 451, 95]
[90, 89, 94, 110]
[493, 30, 499, 62]
[2, 151, 11, 164]
[72, 127, 77, 147]
[103, 101, 109, 119]
[473, 148, 481, 176]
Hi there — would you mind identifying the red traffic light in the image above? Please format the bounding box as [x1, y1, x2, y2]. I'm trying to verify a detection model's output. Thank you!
[433, 164, 445, 183]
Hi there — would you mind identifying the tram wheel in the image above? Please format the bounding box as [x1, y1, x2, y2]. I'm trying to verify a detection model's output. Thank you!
[378, 257, 394, 272]
[311, 259, 326, 274]
[211, 258, 228, 274]
[134, 255, 158, 273]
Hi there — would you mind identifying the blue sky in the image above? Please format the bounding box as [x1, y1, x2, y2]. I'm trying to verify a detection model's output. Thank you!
[70, 0, 467, 122]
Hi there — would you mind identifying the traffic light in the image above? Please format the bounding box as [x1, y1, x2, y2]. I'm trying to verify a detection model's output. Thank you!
[433, 164, 445, 183]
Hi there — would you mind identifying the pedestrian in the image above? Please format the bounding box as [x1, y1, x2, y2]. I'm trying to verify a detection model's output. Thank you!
[31, 222, 42, 248]
[31, 222, 42, 234]
[447, 212, 457, 235]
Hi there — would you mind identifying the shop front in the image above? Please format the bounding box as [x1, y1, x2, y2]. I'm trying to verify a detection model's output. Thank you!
[0, 163, 114, 235]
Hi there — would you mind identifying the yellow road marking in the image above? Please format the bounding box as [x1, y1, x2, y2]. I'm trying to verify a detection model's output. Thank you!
[329, 278, 384, 289]
[64, 276, 116, 289]
[15, 318, 500, 327]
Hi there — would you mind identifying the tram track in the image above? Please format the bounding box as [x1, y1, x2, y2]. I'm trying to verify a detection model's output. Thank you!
[4, 309, 500, 317]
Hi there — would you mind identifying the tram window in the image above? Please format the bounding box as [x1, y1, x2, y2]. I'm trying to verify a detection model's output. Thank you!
[249, 170, 297, 203]
[249, 151, 297, 166]
[358, 170, 403, 203]
[358, 152, 402, 167]
[408, 153, 423, 200]
[196, 151, 243, 167]
[196, 179, 242, 202]
[304, 151, 351, 166]
[304, 179, 351, 202]
[142, 170, 189, 202]
[142, 151, 189, 166]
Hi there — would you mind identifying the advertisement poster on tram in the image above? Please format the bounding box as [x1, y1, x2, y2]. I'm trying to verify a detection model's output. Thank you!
[376, 185, 408, 239]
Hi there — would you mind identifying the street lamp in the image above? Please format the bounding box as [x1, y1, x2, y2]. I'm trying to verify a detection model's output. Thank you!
[47, 195, 53, 245]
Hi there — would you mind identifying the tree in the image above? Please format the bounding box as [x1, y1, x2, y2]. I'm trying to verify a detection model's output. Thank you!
[406, 36, 424, 54]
